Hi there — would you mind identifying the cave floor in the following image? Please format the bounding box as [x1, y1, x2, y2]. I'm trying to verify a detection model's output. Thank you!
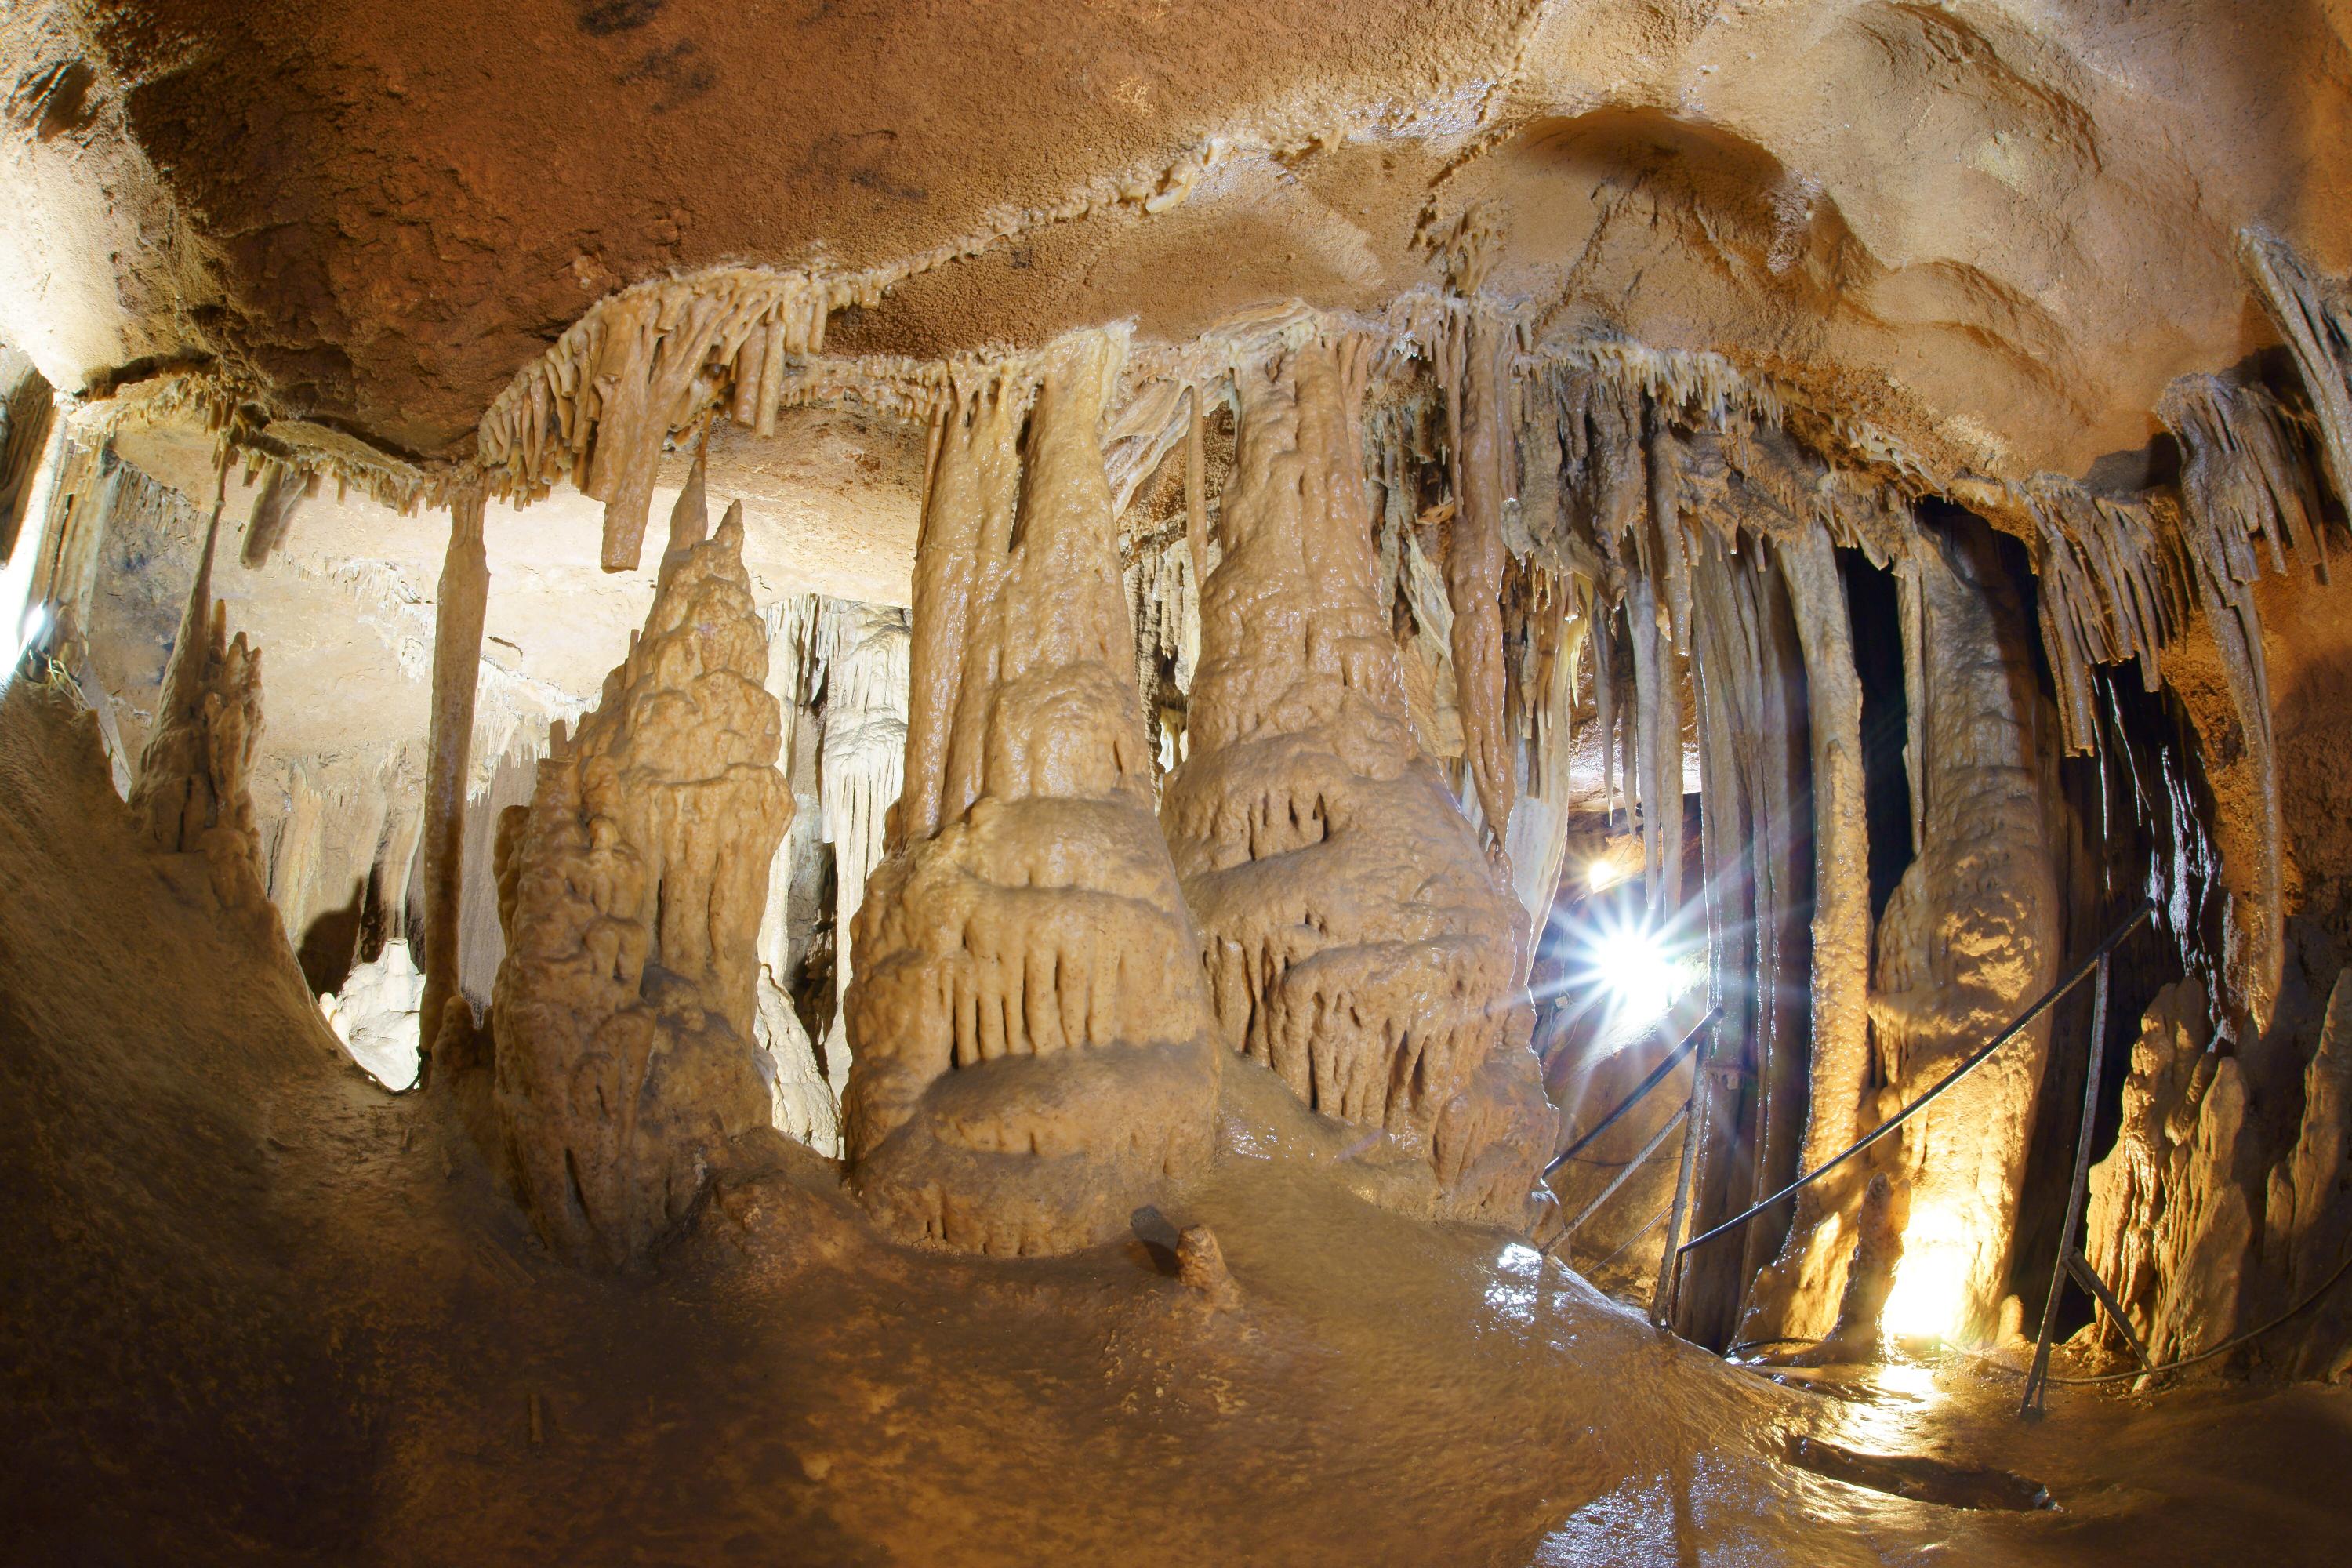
[3, 681, 2348, 1566]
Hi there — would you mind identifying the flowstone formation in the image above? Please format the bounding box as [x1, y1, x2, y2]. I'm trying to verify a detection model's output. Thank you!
[487, 483, 788, 1269]
[841, 332, 1221, 1256]
[1160, 333, 1551, 1223]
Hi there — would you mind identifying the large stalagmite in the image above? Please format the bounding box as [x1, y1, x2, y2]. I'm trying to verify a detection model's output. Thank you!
[1869, 521, 2060, 1345]
[488, 492, 788, 1269]
[841, 332, 1221, 1255]
[1160, 333, 1552, 1223]
[419, 492, 489, 1065]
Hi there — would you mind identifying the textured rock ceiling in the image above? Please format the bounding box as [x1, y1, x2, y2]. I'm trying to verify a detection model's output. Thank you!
[6, 1, 2351, 492]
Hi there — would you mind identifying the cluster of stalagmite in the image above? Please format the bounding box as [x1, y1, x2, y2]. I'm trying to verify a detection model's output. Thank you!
[840, 331, 1221, 1255]
[125, 481, 267, 911]
[1160, 333, 1551, 1223]
[488, 480, 788, 1269]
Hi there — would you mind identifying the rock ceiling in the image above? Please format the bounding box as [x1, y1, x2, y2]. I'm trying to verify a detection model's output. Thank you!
[7, 0, 2351, 503]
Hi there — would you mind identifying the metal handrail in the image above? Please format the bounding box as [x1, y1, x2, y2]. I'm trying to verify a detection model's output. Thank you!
[1543, 1006, 1724, 1180]
[1675, 899, 2156, 1260]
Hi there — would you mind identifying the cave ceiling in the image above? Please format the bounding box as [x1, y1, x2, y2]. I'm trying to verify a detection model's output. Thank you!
[5, 0, 2351, 504]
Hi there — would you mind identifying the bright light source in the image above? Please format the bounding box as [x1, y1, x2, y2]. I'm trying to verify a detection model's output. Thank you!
[1590, 924, 1686, 1029]
[1881, 1211, 1971, 1346]
[1586, 858, 1624, 893]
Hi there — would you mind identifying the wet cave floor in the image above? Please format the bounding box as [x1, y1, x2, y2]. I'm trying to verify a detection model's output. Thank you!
[2, 683, 2348, 1567]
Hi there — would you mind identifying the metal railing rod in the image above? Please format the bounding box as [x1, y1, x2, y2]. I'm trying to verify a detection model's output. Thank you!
[1543, 1005, 1723, 1179]
[1677, 900, 2154, 1259]
[1541, 1101, 1690, 1258]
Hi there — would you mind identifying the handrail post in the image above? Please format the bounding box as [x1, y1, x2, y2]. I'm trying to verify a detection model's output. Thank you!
[1651, 1015, 1715, 1330]
[2022, 949, 2112, 1416]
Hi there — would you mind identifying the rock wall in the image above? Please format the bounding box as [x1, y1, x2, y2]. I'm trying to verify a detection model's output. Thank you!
[1160, 333, 1551, 1224]
[488, 490, 787, 1268]
[841, 332, 1221, 1255]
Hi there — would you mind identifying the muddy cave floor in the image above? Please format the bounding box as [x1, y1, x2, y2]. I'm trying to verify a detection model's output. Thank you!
[2, 684, 2348, 1567]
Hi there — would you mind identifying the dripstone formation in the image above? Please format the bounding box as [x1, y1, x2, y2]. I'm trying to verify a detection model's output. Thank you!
[840, 332, 1222, 1255]
[1160, 333, 1552, 1223]
[488, 483, 789, 1269]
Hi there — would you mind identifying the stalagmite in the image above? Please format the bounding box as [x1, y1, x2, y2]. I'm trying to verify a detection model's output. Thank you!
[2082, 980, 2265, 1363]
[2266, 973, 2352, 1377]
[1740, 518, 1873, 1343]
[1160, 333, 1552, 1222]
[1439, 307, 1516, 841]
[842, 332, 1221, 1255]
[488, 495, 788, 1268]
[419, 490, 489, 1069]
[1867, 521, 2060, 1346]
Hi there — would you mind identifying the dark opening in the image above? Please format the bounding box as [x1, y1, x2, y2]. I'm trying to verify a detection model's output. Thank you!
[1836, 549, 1915, 927]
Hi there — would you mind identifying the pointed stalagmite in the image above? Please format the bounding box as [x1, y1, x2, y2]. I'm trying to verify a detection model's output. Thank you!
[128, 462, 267, 911]
[488, 500, 789, 1268]
[419, 490, 490, 1069]
[842, 331, 1221, 1255]
[1161, 333, 1552, 1222]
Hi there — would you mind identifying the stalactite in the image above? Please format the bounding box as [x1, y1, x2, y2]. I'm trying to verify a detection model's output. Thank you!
[238, 461, 310, 569]
[419, 490, 489, 1072]
[1438, 304, 1518, 843]
[2241, 230, 2352, 510]
[1500, 568, 1586, 932]
[2021, 480, 2187, 757]
[1123, 529, 1200, 775]
[126, 463, 267, 915]
[842, 331, 1221, 1255]
[817, 600, 910, 1083]
[1740, 518, 1873, 1344]
[753, 594, 839, 1153]
[2160, 375, 2321, 1032]
[474, 268, 864, 571]
[1160, 332, 1552, 1222]
[488, 495, 788, 1268]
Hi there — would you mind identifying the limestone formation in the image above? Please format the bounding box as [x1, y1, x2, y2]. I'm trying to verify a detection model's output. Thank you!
[1160, 333, 1551, 1224]
[488, 489, 788, 1269]
[1867, 521, 2060, 1346]
[125, 473, 267, 910]
[841, 332, 1221, 1255]
[419, 491, 489, 1066]
[2082, 981, 2264, 1363]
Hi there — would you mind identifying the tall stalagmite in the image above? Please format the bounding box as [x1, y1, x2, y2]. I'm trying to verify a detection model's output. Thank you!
[841, 332, 1221, 1255]
[1869, 521, 2060, 1345]
[1160, 334, 1552, 1223]
[488, 491, 788, 1269]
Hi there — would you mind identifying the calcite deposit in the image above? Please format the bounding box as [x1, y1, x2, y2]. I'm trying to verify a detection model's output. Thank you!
[1160, 332, 1551, 1222]
[488, 480, 787, 1268]
[841, 332, 1221, 1254]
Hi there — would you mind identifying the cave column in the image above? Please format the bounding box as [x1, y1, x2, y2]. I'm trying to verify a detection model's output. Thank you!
[419, 490, 488, 1075]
